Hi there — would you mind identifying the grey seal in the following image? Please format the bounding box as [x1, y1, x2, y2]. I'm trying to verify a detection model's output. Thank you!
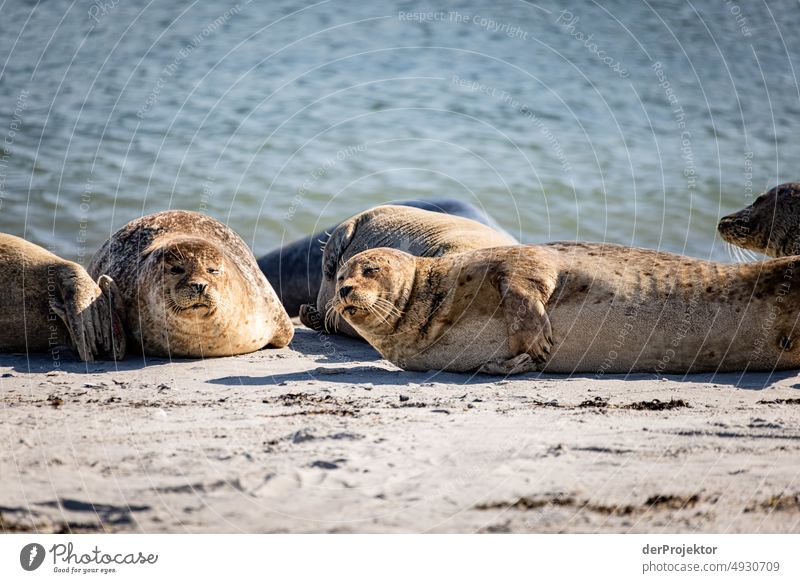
[257, 199, 513, 316]
[332, 243, 800, 374]
[298, 204, 518, 338]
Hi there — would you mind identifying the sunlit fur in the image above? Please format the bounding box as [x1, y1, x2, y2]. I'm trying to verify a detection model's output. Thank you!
[332, 248, 416, 337]
[153, 238, 225, 317]
[718, 182, 800, 258]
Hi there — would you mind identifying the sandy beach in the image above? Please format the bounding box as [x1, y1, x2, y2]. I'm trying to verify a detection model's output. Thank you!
[2, 323, 799, 534]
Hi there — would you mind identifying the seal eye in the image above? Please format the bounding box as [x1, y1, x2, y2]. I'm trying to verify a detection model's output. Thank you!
[170, 266, 185, 275]
[362, 266, 380, 276]
[207, 268, 220, 275]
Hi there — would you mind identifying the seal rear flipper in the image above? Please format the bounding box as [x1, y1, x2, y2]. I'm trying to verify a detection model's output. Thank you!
[50, 276, 97, 362]
[97, 275, 126, 360]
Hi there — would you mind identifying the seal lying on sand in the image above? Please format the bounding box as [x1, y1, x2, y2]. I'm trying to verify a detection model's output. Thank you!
[88, 210, 293, 358]
[332, 242, 800, 374]
[718, 182, 800, 258]
[298, 204, 517, 338]
[257, 199, 513, 316]
[0, 234, 125, 361]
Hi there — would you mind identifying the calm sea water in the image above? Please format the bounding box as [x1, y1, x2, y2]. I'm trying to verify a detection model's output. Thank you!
[1, 0, 799, 264]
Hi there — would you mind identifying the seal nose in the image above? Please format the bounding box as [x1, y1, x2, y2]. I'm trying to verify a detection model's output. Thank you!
[339, 285, 353, 299]
[190, 282, 207, 294]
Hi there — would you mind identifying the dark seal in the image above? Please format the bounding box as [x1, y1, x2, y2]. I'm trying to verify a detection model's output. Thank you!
[718, 182, 800, 257]
[257, 199, 514, 316]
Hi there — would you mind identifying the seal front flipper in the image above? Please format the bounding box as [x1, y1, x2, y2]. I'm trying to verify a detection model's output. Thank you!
[299, 303, 325, 331]
[478, 353, 537, 375]
[495, 267, 554, 366]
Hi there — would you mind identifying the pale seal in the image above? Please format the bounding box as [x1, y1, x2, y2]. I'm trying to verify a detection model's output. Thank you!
[88, 210, 293, 358]
[0, 234, 125, 361]
[298, 204, 517, 338]
[332, 242, 800, 374]
[718, 182, 800, 257]
[257, 199, 513, 316]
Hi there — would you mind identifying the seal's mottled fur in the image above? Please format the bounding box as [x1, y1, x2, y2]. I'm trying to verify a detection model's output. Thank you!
[89, 210, 292, 358]
[0, 233, 125, 361]
[335, 243, 800, 374]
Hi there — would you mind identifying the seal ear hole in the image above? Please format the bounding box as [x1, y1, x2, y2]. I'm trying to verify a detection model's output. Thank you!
[170, 266, 185, 275]
[779, 336, 793, 351]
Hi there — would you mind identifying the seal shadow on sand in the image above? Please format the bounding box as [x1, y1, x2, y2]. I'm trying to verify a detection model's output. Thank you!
[208, 366, 800, 392]
[3, 326, 799, 390]
[0, 353, 193, 375]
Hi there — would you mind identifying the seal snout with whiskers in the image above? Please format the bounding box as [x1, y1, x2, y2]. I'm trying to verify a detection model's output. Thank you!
[331, 248, 415, 334]
[89, 210, 293, 357]
[156, 239, 224, 315]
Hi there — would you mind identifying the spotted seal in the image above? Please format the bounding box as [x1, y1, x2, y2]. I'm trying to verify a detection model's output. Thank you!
[257, 199, 513, 316]
[88, 210, 293, 357]
[332, 242, 800, 374]
[0, 233, 124, 361]
[298, 204, 517, 338]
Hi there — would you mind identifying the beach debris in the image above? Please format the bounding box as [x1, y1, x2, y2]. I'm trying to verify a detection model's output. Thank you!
[748, 418, 783, 429]
[310, 460, 339, 470]
[312, 367, 349, 375]
[290, 428, 316, 444]
[578, 396, 609, 408]
[624, 398, 690, 411]
[756, 398, 800, 405]
[47, 394, 64, 408]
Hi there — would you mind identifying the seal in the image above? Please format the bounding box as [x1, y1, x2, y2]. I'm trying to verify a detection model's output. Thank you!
[298, 204, 517, 337]
[332, 242, 800, 374]
[257, 199, 514, 316]
[718, 182, 800, 258]
[0, 233, 125, 361]
[88, 210, 293, 358]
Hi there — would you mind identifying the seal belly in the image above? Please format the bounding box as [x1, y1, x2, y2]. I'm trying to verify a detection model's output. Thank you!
[402, 313, 512, 372]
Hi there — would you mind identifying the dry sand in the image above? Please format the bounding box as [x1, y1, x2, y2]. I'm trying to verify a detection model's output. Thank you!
[2, 324, 800, 533]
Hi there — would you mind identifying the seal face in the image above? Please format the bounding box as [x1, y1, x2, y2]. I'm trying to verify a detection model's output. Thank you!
[334, 243, 800, 375]
[298, 204, 517, 337]
[0, 233, 125, 361]
[257, 199, 514, 316]
[88, 210, 293, 358]
[718, 182, 800, 257]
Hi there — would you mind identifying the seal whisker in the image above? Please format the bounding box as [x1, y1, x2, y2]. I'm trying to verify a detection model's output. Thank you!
[375, 297, 403, 320]
[366, 303, 393, 329]
[84, 210, 293, 357]
[324, 301, 340, 333]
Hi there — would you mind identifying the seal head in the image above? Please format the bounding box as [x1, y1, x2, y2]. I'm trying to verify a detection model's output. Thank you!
[331, 248, 416, 336]
[152, 238, 226, 316]
[718, 182, 800, 257]
[89, 210, 293, 358]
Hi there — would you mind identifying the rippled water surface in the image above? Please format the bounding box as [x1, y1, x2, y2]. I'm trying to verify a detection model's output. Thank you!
[1, 0, 799, 263]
